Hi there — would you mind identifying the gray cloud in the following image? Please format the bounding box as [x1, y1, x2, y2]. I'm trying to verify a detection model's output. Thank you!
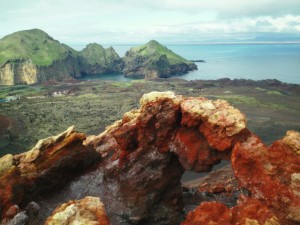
[0, 0, 300, 44]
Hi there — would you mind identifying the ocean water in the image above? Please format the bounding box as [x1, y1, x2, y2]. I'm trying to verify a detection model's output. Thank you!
[78, 44, 300, 84]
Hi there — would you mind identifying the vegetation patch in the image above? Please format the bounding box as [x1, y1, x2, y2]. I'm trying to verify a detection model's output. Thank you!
[0, 29, 76, 66]
[266, 90, 285, 96]
[254, 87, 267, 91]
[130, 40, 192, 65]
[112, 81, 133, 88]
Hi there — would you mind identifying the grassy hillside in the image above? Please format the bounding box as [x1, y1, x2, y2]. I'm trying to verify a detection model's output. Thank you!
[79, 43, 123, 73]
[80, 43, 107, 65]
[130, 40, 192, 65]
[0, 29, 76, 67]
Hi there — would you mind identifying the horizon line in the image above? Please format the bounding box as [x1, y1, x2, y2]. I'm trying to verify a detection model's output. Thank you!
[68, 41, 300, 47]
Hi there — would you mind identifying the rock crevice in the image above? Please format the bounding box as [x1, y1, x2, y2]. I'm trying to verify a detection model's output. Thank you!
[0, 92, 299, 225]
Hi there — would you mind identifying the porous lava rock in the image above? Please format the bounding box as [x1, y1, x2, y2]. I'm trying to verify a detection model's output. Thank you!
[0, 126, 99, 221]
[182, 196, 280, 225]
[0, 92, 299, 225]
[232, 131, 300, 224]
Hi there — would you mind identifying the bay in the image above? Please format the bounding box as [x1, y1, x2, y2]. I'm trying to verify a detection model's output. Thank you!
[76, 43, 300, 84]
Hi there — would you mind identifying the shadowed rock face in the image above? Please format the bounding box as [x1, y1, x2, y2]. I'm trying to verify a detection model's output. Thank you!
[0, 92, 299, 225]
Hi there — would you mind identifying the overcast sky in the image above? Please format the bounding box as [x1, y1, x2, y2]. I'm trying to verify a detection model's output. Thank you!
[1, 0, 300, 45]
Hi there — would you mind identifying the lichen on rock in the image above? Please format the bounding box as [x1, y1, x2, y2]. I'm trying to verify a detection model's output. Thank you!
[0, 91, 299, 225]
[283, 130, 300, 154]
[45, 196, 110, 225]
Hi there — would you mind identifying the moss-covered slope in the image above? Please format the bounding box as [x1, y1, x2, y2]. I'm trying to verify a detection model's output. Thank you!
[0, 29, 76, 67]
[123, 40, 197, 78]
[0, 29, 124, 85]
[79, 43, 123, 74]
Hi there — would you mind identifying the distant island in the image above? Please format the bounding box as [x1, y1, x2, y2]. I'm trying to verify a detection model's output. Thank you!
[0, 29, 197, 85]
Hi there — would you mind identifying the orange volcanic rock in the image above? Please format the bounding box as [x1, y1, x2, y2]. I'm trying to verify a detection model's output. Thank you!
[45, 196, 110, 225]
[182, 196, 280, 225]
[181, 201, 232, 225]
[0, 91, 299, 225]
[0, 154, 28, 220]
[181, 98, 247, 151]
[232, 131, 300, 225]
[80, 92, 250, 224]
[0, 126, 99, 221]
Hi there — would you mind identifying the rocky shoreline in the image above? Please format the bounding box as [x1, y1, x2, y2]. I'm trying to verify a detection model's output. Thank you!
[0, 30, 197, 85]
[0, 91, 299, 225]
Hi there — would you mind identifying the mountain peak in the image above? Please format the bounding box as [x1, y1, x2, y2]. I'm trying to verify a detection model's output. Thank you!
[0, 28, 72, 66]
[147, 40, 161, 46]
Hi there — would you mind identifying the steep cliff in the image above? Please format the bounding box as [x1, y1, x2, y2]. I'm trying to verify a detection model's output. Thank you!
[0, 29, 125, 85]
[0, 29, 199, 84]
[79, 43, 123, 75]
[0, 29, 81, 85]
[123, 40, 197, 79]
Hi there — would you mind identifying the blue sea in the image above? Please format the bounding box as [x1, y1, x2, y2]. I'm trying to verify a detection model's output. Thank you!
[76, 44, 300, 84]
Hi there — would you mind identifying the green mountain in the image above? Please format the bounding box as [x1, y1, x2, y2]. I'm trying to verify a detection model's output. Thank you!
[123, 40, 197, 79]
[0, 29, 76, 67]
[0, 29, 123, 85]
[79, 43, 123, 74]
[0, 29, 197, 85]
[130, 40, 192, 65]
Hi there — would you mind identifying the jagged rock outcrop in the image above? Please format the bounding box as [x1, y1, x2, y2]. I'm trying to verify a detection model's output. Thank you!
[0, 126, 100, 222]
[0, 92, 299, 225]
[79, 43, 123, 75]
[231, 131, 300, 224]
[45, 196, 110, 225]
[181, 129, 300, 225]
[123, 40, 197, 79]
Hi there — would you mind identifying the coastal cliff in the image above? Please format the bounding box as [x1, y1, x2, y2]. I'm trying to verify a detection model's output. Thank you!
[0, 29, 199, 85]
[0, 29, 123, 85]
[0, 29, 81, 85]
[0, 59, 38, 85]
[123, 40, 197, 79]
[79, 43, 123, 75]
[0, 92, 299, 225]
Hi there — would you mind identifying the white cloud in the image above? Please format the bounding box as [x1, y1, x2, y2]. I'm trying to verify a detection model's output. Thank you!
[139, 15, 300, 35]
[128, 0, 300, 17]
[0, 0, 299, 44]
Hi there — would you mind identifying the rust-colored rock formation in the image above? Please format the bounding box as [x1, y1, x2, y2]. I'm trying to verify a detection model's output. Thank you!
[0, 126, 99, 222]
[232, 132, 300, 224]
[181, 130, 300, 225]
[0, 92, 299, 225]
[182, 196, 280, 225]
[45, 196, 110, 225]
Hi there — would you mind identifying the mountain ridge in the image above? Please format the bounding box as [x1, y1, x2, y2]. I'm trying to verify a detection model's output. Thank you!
[123, 40, 197, 79]
[0, 29, 197, 85]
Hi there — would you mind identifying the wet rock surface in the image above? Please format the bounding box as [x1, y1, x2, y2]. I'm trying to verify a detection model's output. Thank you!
[0, 91, 299, 225]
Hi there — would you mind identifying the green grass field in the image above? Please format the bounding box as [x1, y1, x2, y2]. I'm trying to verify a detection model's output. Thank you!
[130, 40, 192, 65]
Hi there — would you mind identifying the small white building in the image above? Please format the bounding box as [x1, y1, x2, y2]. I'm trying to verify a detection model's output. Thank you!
[5, 95, 20, 102]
